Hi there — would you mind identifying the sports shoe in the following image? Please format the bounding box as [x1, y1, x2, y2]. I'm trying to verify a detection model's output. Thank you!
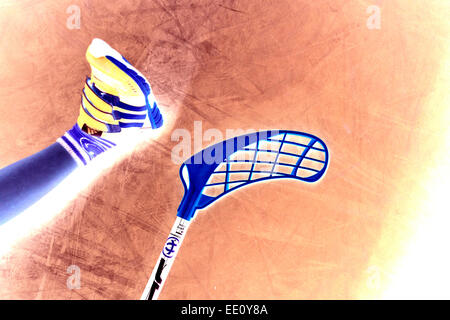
[78, 38, 163, 134]
[57, 38, 163, 166]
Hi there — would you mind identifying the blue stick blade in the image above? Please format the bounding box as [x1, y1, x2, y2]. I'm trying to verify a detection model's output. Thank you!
[177, 130, 329, 221]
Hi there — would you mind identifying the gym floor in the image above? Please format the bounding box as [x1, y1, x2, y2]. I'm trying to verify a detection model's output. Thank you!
[0, 0, 449, 299]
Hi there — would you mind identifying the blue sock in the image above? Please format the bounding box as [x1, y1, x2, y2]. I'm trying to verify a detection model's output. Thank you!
[56, 124, 116, 166]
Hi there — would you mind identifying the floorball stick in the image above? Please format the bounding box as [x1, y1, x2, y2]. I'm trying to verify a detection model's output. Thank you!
[141, 130, 329, 300]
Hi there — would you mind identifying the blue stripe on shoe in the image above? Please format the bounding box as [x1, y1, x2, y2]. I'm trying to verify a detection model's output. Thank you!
[119, 122, 144, 128]
[88, 78, 148, 112]
[151, 101, 163, 128]
[105, 123, 122, 133]
[114, 111, 147, 120]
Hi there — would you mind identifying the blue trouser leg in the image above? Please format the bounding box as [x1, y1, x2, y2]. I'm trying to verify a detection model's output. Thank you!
[0, 143, 77, 225]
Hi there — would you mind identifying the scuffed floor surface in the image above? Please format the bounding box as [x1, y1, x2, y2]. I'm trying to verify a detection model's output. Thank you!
[0, 0, 449, 299]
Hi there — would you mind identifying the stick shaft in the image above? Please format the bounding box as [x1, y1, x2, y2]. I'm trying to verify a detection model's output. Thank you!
[141, 216, 191, 300]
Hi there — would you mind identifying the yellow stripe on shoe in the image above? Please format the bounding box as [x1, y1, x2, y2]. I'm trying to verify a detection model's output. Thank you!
[77, 104, 110, 132]
[81, 92, 117, 124]
[83, 80, 114, 114]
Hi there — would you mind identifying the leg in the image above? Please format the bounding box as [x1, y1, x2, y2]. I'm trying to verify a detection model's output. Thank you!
[0, 143, 77, 224]
[0, 38, 163, 225]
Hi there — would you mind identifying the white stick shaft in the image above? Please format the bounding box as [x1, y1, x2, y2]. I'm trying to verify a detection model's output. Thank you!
[141, 217, 191, 300]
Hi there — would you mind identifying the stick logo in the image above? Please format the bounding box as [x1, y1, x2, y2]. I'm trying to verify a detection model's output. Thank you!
[163, 236, 179, 258]
[148, 258, 167, 299]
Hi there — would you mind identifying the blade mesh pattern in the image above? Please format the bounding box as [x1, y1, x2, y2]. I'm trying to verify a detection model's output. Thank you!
[202, 132, 327, 197]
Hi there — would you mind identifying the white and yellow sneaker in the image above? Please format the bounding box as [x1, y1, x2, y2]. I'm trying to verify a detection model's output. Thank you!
[57, 38, 163, 166]
[77, 38, 163, 134]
